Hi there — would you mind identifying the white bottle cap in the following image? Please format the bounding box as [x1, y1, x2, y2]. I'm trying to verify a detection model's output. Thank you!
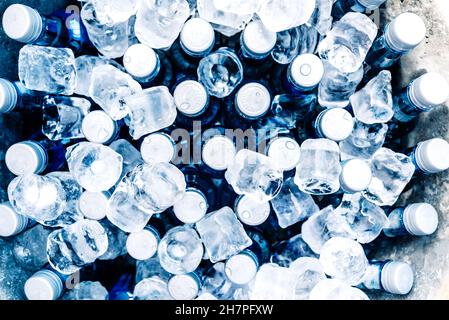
[180, 18, 215, 54]
[414, 138, 449, 174]
[82, 110, 118, 144]
[173, 80, 209, 116]
[173, 188, 208, 224]
[289, 54, 325, 89]
[381, 261, 414, 295]
[317, 108, 354, 142]
[340, 159, 372, 193]
[5, 141, 47, 176]
[236, 82, 271, 118]
[140, 133, 175, 164]
[0, 202, 30, 237]
[242, 20, 277, 56]
[202, 136, 236, 171]
[409, 73, 449, 109]
[123, 44, 159, 79]
[267, 136, 301, 171]
[2, 4, 43, 43]
[78, 191, 110, 220]
[385, 12, 426, 52]
[403, 203, 439, 236]
[225, 252, 259, 285]
[0, 79, 19, 113]
[235, 195, 271, 226]
[126, 228, 159, 261]
[358, 0, 387, 10]
[168, 274, 200, 300]
[24, 269, 63, 300]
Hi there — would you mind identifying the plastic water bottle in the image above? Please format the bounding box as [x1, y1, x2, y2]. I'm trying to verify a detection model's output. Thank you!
[339, 159, 373, 194]
[77, 191, 111, 221]
[140, 132, 176, 165]
[283, 54, 325, 96]
[200, 128, 237, 178]
[123, 44, 162, 87]
[234, 195, 271, 227]
[224, 250, 259, 286]
[81, 111, 121, 145]
[108, 273, 134, 300]
[168, 273, 202, 300]
[332, 0, 387, 20]
[0, 78, 44, 113]
[360, 260, 414, 295]
[126, 226, 161, 261]
[383, 203, 439, 237]
[265, 134, 301, 178]
[0, 202, 36, 237]
[24, 266, 70, 300]
[2, 4, 90, 53]
[409, 138, 449, 175]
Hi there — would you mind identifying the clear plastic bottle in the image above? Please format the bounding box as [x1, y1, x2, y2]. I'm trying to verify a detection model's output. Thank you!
[81, 110, 121, 145]
[339, 159, 373, 194]
[0, 202, 36, 237]
[0, 78, 43, 114]
[24, 266, 69, 300]
[283, 54, 325, 96]
[409, 138, 449, 175]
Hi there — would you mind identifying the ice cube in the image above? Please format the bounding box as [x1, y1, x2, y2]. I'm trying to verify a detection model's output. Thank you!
[289, 257, 326, 300]
[214, 0, 262, 14]
[125, 86, 177, 140]
[89, 0, 140, 23]
[319, 237, 368, 285]
[89, 64, 142, 120]
[318, 12, 378, 73]
[18, 45, 76, 95]
[66, 142, 123, 192]
[301, 206, 335, 254]
[270, 234, 317, 267]
[307, 0, 333, 35]
[133, 277, 172, 300]
[339, 120, 388, 161]
[201, 262, 237, 300]
[225, 149, 283, 202]
[135, 0, 190, 49]
[62, 281, 108, 300]
[351, 71, 394, 124]
[271, 178, 319, 228]
[196, 207, 252, 263]
[136, 256, 172, 283]
[81, 3, 129, 58]
[42, 96, 91, 141]
[309, 279, 369, 300]
[109, 139, 144, 177]
[98, 219, 128, 260]
[362, 148, 415, 206]
[250, 263, 297, 300]
[12, 224, 51, 271]
[257, 0, 317, 32]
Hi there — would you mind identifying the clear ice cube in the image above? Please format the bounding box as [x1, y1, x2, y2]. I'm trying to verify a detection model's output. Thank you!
[42, 95, 91, 141]
[98, 219, 128, 260]
[89, 0, 140, 23]
[66, 142, 123, 192]
[307, 0, 334, 35]
[301, 206, 335, 254]
[135, 0, 190, 49]
[62, 281, 109, 300]
[18, 45, 76, 95]
[289, 257, 326, 300]
[351, 71, 394, 124]
[270, 234, 317, 267]
[225, 149, 283, 202]
[362, 148, 415, 206]
[12, 224, 51, 271]
[309, 279, 369, 300]
[136, 256, 172, 283]
[214, 0, 262, 14]
[125, 86, 177, 140]
[133, 277, 172, 300]
[250, 263, 297, 300]
[196, 207, 252, 263]
[89, 64, 142, 120]
[270, 178, 319, 228]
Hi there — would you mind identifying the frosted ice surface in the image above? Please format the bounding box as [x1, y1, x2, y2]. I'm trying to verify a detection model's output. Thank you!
[196, 207, 252, 263]
[307, 0, 333, 35]
[12, 224, 51, 271]
[362, 148, 415, 206]
[270, 234, 317, 267]
[319, 237, 368, 285]
[135, 0, 190, 49]
[351, 71, 394, 124]
[133, 277, 172, 300]
[309, 279, 369, 300]
[18, 45, 76, 95]
[89, 64, 142, 120]
[250, 263, 297, 300]
[62, 281, 109, 300]
[271, 178, 319, 228]
[136, 256, 172, 283]
[301, 206, 335, 254]
[126, 87, 177, 140]
[98, 220, 128, 260]
[257, 0, 317, 32]
[225, 149, 283, 202]
[89, 0, 140, 23]
[66, 142, 123, 192]
[289, 257, 326, 300]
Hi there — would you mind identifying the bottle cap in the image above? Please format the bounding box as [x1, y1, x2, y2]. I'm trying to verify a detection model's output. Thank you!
[126, 228, 159, 261]
[317, 108, 354, 141]
[242, 20, 277, 56]
[225, 251, 259, 285]
[0, 79, 18, 113]
[180, 18, 215, 54]
[2, 4, 43, 43]
[409, 73, 449, 109]
[24, 269, 63, 300]
[403, 203, 439, 236]
[173, 188, 208, 224]
[0, 202, 29, 237]
[235, 195, 271, 226]
[140, 133, 175, 164]
[5, 141, 47, 176]
[123, 44, 159, 79]
[414, 138, 449, 173]
[168, 274, 200, 300]
[173, 80, 209, 116]
[381, 261, 414, 295]
[385, 12, 426, 52]
[340, 159, 372, 193]
[78, 191, 110, 220]
[358, 0, 387, 9]
[289, 54, 325, 89]
[202, 136, 236, 171]
[267, 136, 301, 171]
[82, 110, 118, 144]
[236, 82, 271, 118]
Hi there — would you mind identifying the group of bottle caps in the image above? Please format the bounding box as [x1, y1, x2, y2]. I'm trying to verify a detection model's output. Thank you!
[0, 0, 449, 300]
